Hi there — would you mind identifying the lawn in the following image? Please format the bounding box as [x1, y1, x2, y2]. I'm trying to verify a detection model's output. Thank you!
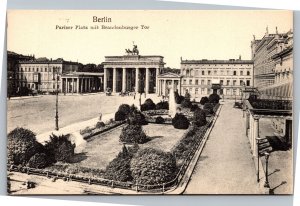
[53, 123, 187, 171]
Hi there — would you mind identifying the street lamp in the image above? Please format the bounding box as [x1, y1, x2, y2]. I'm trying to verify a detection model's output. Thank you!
[256, 137, 264, 182]
[264, 152, 270, 188]
[54, 67, 59, 131]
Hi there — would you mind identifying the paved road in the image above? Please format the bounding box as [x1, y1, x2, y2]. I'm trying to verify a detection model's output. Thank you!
[184, 101, 261, 194]
[7, 93, 161, 135]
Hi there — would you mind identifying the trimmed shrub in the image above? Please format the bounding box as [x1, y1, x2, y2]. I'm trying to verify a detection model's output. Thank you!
[95, 121, 105, 129]
[104, 145, 133, 182]
[115, 110, 126, 121]
[172, 113, 190, 129]
[44, 134, 75, 163]
[155, 116, 165, 124]
[184, 92, 191, 100]
[203, 103, 215, 115]
[208, 93, 220, 104]
[27, 153, 49, 169]
[181, 98, 192, 108]
[7, 127, 43, 165]
[80, 126, 93, 135]
[156, 101, 169, 110]
[119, 124, 147, 144]
[175, 92, 185, 104]
[130, 148, 177, 185]
[190, 104, 199, 112]
[194, 109, 207, 127]
[200, 96, 209, 105]
[128, 143, 140, 154]
[118, 104, 131, 116]
[127, 111, 147, 125]
[130, 104, 138, 113]
[141, 98, 156, 111]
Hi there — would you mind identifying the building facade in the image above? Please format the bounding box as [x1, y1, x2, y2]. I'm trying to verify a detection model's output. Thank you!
[61, 72, 103, 94]
[251, 27, 293, 95]
[7, 51, 34, 96]
[157, 72, 182, 97]
[17, 58, 79, 93]
[180, 57, 253, 99]
[102, 55, 165, 94]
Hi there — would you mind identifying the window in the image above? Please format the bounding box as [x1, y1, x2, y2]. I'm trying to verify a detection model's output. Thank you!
[207, 88, 211, 94]
[208, 70, 211, 75]
[45, 68, 47, 72]
[246, 80, 250, 86]
[227, 80, 230, 85]
[186, 70, 190, 77]
[226, 89, 230, 95]
[195, 80, 198, 85]
[233, 89, 236, 95]
[202, 71, 205, 75]
[195, 88, 198, 94]
[233, 71, 237, 75]
[201, 88, 205, 94]
[189, 80, 192, 85]
[183, 79, 187, 84]
[220, 80, 223, 85]
[40, 68, 43, 72]
[240, 80, 244, 86]
[208, 80, 211, 85]
[227, 70, 230, 75]
[28, 67, 31, 72]
[247, 71, 250, 76]
[214, 70, 217, 75]
[240, 71, 243, 76]
[201, 80, 205, 85]
[195, 70, 199, 76]
[233, 80, 236, 86]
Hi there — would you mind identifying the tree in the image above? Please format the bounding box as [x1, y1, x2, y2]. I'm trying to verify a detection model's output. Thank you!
[156, 101, 169, 110]
[115, 110, 127, 121]
[119, 124, 147, 144]
[44, 134, 75, 163]
[130, 148, 177, 185]
[200, 96, 209, 105]
[27, 153, 50, 169]
[7, 127, 43, 165]
[208, 93, 220, 104]
[194, 108, 207, 127]
[172, 113, 190, 129]
[127, 111, 147, 125]
[104, 145, 133, 182]
[141, 98, 156, 111]
[118, 104, 131, 116]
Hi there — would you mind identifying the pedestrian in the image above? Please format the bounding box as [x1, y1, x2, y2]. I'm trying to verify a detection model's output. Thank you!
[99, 113, 102, 121]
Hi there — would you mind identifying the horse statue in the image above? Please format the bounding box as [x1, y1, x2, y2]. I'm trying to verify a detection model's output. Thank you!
[125, 44, 139, 55]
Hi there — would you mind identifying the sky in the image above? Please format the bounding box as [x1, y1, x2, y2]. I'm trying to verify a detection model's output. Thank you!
[7, 10, 293, 68]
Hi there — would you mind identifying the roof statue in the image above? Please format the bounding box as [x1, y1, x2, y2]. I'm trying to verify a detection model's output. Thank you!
[125, 44, 139, 55]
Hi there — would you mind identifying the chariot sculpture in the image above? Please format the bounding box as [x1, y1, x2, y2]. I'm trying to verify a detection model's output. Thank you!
[125, 44, 139, 55]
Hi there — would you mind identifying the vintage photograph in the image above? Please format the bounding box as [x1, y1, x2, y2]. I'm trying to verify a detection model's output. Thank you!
[6, 10, 293, 195]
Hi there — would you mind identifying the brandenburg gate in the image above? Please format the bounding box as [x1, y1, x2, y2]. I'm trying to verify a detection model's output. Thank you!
[102, 47, 165, 94]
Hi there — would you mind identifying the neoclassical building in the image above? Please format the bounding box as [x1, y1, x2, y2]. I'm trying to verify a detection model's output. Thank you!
[17, 57, 103, 94]
[102, 55, 165, 94]
[251, 27, 293, 95]
[180, 57, 254, 99]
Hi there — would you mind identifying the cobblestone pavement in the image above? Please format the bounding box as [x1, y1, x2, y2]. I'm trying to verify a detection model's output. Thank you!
[184, 100, 261, 194]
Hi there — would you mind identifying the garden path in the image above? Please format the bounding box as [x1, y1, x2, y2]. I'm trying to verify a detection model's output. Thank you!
[184, 100, 261, 194]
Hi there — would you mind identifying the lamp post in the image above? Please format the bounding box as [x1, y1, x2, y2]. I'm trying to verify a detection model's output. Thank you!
[264, 152, 270, 188]
[54, 67, 59, 131]
[256, 137, 263, 182]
